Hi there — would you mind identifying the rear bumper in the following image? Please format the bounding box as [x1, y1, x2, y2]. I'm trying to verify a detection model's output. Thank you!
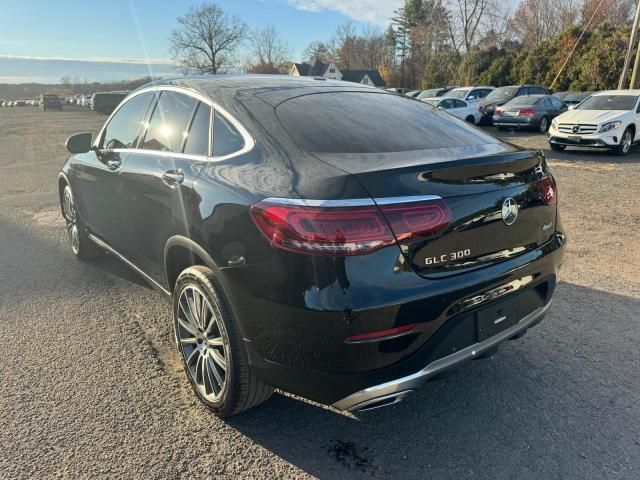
[494, 117, 538, 129]
[333, 301, 550, 411]
[220, 227, 566, 408]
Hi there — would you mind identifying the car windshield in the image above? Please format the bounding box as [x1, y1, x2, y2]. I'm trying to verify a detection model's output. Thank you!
[487, 87, 517, 100]
[447, 89, 469, 99]
[423, 99, 439, 106]
[577, 95, 637, 110]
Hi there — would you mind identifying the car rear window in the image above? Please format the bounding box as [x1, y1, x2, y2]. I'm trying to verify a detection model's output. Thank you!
[276, 92, 495, 154]
[507, 96, 540, 106]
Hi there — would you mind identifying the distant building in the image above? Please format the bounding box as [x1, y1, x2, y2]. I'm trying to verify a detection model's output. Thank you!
[290, 58, 385, 88]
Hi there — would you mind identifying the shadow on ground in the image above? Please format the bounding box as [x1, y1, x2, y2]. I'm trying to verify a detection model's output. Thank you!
[228, 282, 640, 480]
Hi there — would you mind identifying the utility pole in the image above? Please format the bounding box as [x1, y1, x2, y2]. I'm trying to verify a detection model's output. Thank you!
[620, 0, 640, 89]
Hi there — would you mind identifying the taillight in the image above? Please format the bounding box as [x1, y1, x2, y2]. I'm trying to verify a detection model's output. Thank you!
[540, 176, 557, 205]
[518, 109, 535, 117]
[495, 108, 503, 114]
[250, 198, 452, 256]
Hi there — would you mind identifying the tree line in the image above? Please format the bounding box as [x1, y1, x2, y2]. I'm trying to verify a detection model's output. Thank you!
[167, 1, 637, 91]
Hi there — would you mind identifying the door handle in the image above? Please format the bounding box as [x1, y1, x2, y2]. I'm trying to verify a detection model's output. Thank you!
[106, 159, 121, 170]
[161, 169, 185, 187]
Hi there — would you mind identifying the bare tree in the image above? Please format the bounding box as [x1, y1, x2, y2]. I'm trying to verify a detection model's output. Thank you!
[582, 0, 634, 28]
[248, 26, 290, 74]
[445, 0, 498, 52]
[510, 0, 580, 48]
[169, 3, 248, 74]
[302, 41, 331, 62]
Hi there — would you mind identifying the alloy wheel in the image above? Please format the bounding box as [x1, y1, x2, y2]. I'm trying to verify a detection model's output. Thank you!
[176, 285, 229, 401]
[539, 117, 549, 133]
[62, 187, 80, 255]
[622, 131, 632, 154]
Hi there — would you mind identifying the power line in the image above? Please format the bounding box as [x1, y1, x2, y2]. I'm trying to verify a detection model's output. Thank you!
[550, 0, 607, 91]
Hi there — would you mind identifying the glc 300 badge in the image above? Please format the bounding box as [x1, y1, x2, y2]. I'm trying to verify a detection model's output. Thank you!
[501, 198, 519, 226]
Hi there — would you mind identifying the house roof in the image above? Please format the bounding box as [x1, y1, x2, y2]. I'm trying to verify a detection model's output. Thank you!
[293, 58, 330, 77]
[340, 69, 386, 87]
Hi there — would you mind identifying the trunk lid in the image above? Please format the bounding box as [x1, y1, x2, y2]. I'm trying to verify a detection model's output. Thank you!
[314, 147, 557, 278]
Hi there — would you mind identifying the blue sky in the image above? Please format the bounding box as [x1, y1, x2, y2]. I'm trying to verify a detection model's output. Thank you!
[0, 0, 405, 83]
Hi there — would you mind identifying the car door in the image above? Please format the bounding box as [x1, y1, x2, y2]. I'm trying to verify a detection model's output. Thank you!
[71, 91, 155, 243]
[117, 89, 212, 286]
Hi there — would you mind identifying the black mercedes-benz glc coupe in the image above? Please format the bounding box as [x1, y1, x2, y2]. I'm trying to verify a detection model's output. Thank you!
[59, 76, 566, 417]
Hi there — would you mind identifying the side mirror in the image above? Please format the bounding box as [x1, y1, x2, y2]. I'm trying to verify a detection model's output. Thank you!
[66, 132, 93, 154]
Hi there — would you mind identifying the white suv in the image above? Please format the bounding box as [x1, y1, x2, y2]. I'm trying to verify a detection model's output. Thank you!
[548, 90, 640, 155]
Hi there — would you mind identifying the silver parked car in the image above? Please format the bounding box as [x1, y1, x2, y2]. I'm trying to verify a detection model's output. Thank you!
[493, 95, 567, 133]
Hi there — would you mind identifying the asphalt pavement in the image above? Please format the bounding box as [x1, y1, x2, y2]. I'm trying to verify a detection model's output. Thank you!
[0, 107, 639, 479]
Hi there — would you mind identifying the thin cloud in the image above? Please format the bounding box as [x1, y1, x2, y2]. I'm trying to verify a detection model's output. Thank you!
[287, 0, 403, 25]
[0, 54, 175, 66]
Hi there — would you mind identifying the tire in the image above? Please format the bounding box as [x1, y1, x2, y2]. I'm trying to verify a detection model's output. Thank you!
[550, 143, 566, 151]
[614, 128, 633, 156]
[61, 184, 100, 260]
[465, 115, 475, 124]
[538, 116, 549, 133]
[173, 266, 273, 417]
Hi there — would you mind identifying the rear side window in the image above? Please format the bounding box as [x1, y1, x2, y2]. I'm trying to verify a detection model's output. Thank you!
[276, 92, 495, 154]
[183, 102, 211, 156]
[143, 91, 198, 153]
[101, 92, 153, 149]
[213, 112, 245, 157]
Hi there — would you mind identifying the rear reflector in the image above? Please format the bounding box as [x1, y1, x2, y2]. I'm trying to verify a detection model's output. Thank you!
[539, 176, 557, 205]
[346, 324, 417, 343]
[250, 198, 452, 256]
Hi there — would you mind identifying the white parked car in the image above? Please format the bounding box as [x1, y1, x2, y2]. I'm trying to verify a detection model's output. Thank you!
[548, 90, 640, 155]
[446, 86, 495, 104]
[423, 97, 481, 124]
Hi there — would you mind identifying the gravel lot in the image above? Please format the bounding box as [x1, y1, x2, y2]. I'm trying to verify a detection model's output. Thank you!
[0, 107, 639, 479]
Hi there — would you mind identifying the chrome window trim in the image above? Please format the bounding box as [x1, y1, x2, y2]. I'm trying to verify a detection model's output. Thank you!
[94, 85, 255, 161]
[375, 195, 442, 205]
[261, 195, 442, 208]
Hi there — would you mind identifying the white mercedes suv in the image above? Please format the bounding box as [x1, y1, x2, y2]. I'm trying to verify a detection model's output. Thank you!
[548, 90, 640, 155]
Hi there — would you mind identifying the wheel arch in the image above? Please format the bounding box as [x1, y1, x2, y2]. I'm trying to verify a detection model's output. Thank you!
[626, 123, 636, 139]
[58, 172, 71, 205]
[164, 236, 218, 294]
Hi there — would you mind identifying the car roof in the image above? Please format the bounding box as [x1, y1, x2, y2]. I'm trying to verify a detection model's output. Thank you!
[451, 86, 493, 90]
[594, 89, 640, 96]
[139, 74, 383, 107]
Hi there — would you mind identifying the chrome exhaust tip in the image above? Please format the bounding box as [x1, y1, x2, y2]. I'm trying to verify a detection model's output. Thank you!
[353, 390, 414, 412]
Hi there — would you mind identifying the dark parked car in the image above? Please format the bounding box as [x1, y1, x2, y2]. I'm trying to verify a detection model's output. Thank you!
[59, 76, 566, 417]
[493, 95, 567, 132]
[92, 91, 129, 114]
[15, 100, 26, 107]
[478, 85, 550, 124]
[561, 91, 594, 106]
[40, 94, 62, 111]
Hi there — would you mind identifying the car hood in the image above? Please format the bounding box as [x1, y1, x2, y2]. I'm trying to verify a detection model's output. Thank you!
[556, 109, 627, 125]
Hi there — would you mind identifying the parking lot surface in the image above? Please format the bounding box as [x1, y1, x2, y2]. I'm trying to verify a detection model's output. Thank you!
[0, 107, 639, 479]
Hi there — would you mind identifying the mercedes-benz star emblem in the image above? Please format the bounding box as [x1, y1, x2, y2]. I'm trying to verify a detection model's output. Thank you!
[572, 125, 580, 134]
[501, 198, 519, 226]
